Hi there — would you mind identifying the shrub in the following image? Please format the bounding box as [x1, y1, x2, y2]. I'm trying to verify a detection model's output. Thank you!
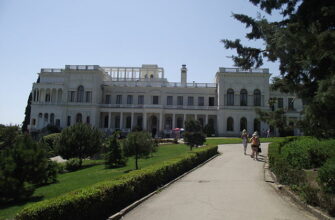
[123, 131, 156, 170]
[104, 132, 127, 168]
[16, 145, 218, 220]
[183, 120, 206, 150]
[0, 135, 57, 202]
[318, 158, 335, 194]
[299, 184, 320, 206]
[65, 158, 82, 172]
[57, 123, 103, 166]
[41, 133, 61, 157]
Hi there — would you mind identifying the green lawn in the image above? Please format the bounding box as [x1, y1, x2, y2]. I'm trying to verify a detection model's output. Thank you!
[0, 143, 209, 219]
[0, 137, 284, 219]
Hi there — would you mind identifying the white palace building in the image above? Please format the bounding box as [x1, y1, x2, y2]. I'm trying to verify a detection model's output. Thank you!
[28, 64, 303, 137]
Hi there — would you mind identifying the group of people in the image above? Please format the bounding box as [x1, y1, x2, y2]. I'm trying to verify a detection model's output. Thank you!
[241, 129, 261, 160]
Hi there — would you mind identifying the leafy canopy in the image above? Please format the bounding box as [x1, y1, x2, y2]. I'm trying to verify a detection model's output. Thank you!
[222, 0, 335, 137]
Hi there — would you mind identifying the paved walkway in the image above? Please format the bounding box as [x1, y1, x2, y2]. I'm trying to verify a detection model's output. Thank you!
[122, 144, 317, 220]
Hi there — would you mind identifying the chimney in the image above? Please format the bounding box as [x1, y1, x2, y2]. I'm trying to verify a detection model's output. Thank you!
[181, 64, 187, 85]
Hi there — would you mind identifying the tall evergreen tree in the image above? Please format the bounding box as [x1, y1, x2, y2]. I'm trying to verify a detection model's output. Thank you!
[222, 0, 335, 137]
[22, 76, 40, 133]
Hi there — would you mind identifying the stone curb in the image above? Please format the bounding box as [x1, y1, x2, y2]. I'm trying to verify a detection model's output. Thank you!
[107, 152, 221, 220]
[263, 156, 334, 220]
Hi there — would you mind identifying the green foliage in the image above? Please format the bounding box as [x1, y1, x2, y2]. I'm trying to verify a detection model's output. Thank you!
[22, 92, 32, 133]
[41, 133, 61, 157]
[203, 123, 215, 137]
[318, 158, 335, 194]
[123, 131, 156, 169]
[222, 0, 335, 138]
[65, 158, 82, 172]
[15, 145, 218, 220]
[183, 120, 206, 150]
[57, 123, 103, 166]
[0, 135, 57, 203]
[255, 108, 293, 137]
[299, 184, 320, 206]
[0, 125, 20, 150]
[104, 132, 127, 168]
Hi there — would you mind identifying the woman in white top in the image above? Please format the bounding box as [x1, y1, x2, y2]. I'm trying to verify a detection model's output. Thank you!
[241, 129, 249, 155]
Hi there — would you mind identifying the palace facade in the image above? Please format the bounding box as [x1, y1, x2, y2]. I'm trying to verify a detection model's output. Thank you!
[28, 64, 303, 137]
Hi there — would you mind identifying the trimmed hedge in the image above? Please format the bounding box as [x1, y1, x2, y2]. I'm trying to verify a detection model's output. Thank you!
[16, 145, 218, 220]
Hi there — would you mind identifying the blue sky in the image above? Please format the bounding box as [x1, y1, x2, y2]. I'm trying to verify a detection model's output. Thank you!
[0, 0, 281, 125]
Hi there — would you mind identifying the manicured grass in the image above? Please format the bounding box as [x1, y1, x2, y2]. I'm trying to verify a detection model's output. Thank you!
[0, 143, 211, 219]
[205, 136, 285, 146]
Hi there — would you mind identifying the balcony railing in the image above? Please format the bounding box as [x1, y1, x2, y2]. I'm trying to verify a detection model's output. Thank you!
[219, 67, 269, 74]
[100, 104, 218, 110]
[103, 80, 217, 88]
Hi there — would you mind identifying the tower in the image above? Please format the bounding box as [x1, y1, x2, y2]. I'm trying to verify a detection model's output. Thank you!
[181, 64, 187, 85]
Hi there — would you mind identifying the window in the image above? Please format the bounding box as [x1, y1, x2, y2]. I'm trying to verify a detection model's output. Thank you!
[56, 119, 60, 127]
[227, 117, 234, 131]
[76, 113, 82, 123]
[240, 89, 248, 106]
[187, 96, 194, 106]
[86, 116, 90, 124]
[177, 96, 183, 105]
[44, 113, 48, 122]
[198, 97, 204, 106]
[209, 97, 215, 106]
[105, 95, 111, 104]
[57, 89, 62, 103]
[198, 118, 204, 128]
[32, 119, 36, 125]
[138, 95, 144, 104]
[50, 113, 55, 125]
[85, 91, 91, 103]
[137, 116, 143, 128]
[45, 92, 50, 102]
[165, 117, 172, 129]
[153, 96, 159, 104]
[254, 119, 261, 133]
[77, 86, 84, 102]
[104, 115, 109, 128]
[277, 98, 283, 108]
[67, 116, 71, 126]
[127, 95, 133, 104]
[115, 116, 120, 129]
[177, 117, 183, 128]
[116, 95, 122, 104]
[167, 96, 173, 105]
[240, 117, 247, 131]
[288, 98, 294, 110]
[126, 116, 131, 129]
[254, 89, 261, 106]
[69, 91, 75, 102]
[227, 89, 234, 106]
[38, 113, 42, 118]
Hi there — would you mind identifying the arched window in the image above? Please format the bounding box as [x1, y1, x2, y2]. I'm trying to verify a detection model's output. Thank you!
[76, 113, 82, 123]
[254, 89, 261, 106]
[227, 117, 234, 131]
[253, 119, 261, 133]
[137, 116, 143, 128]
[77, 85, 84, 102]
[198, 118, 204, 128]
[240, 117, 247, 131]
[44, 113, 49, 122]
[50, 113, 55, 125]
[227, 89, 234, 106]
[240, 89, 248, 106]
[38, 113, 43, 118]
[150, 74, 154, 78]
[86, 116, 90, 124]
[45, 89, 51, 102]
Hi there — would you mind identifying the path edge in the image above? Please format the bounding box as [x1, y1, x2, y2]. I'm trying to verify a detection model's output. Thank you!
[264, 155, 334, 220]
[107, 152, 220, 220]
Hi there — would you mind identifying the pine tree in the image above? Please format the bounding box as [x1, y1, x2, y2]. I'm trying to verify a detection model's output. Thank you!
[104, 132, 127, 168]
[222, 0, 335, 137]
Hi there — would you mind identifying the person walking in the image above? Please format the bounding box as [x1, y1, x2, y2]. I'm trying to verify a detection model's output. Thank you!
[250, 131, 260, 160]
[241, 129, 249, 155]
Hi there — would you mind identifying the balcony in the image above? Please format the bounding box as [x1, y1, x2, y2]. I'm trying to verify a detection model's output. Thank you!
[100, 104, 218, 110]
